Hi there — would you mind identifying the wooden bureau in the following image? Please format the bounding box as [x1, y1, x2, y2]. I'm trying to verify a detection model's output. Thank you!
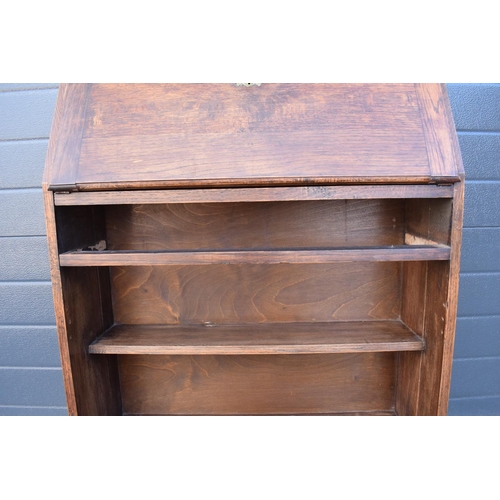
[43, 84, 464, 415]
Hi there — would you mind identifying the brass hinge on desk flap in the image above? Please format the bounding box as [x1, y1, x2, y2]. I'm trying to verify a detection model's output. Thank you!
[48, 183, 78, 192]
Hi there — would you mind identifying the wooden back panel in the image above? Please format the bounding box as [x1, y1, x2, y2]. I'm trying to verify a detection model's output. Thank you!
[111, 263, 401, 325]
[119, 352, 396, 415]
[106, 200, 405, 251]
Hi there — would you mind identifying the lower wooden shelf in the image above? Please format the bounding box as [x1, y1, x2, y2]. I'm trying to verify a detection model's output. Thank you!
[60, 245, 450, 266]
[89, 321, 424, 355]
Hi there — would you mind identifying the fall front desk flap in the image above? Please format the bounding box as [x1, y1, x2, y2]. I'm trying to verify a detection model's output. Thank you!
[46, 83, 462, 191]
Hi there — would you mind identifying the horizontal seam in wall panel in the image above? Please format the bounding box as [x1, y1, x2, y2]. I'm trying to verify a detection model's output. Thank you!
[449, 395, 500, 401]
[465, 180, 500, 184]
[0, 187, 42, 194]
[0, 323, 56, 327]
[463, 179, 500, 182]
[456, 129, 500, 134]
[0, 325, 55, 329]
[0, 235, 47, 239]
[448, 83, 500, 86]
[462, 226, 500, 229]
[0, 405, 66, 410]
[458, 313, 500, 318]
[0, 366, 62, 371]
[0, 137, 50, 143]
[454, 356, 500, 362]
[0, 87, 59, 93]
[457, 129, 500, 134]
[0, 281, 52, 285]
[0, 137, 49, 144]
[456, 314, 500, 319]
[460, 272, 500, 276]
[0, 187, 46, 191]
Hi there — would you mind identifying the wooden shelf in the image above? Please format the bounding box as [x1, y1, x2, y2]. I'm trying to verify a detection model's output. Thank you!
[89, 321, 425, 355]
[60, 245, 451, 267]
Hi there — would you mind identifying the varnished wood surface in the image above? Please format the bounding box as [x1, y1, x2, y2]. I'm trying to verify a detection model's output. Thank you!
[42, 83, 465, 416]
[437, 180, 465, 414]
[111, 263, 401, 325]
[89, 321, 424, 355]
[415, 84, 458, 179]
[49, 84, 91, 188]
[59, 245, 451, 266]
[105, 200, 405, 251]
[396, 261, 428, 415]
[42, 189, 78, 414]
[53, 184, 455, 206]
[405, 199, 452, 246]
[46, 84, 461, 191]
[119, 352, 396, 415]
[42, 195, 121, 415]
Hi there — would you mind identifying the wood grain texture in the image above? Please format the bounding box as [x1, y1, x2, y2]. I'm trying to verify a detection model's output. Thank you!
[46, 83, 460, 190]
[43, 190, 122, 415]
[405, 199, 452, 246]
[76, 131, 429, 187]
[396, 261, 428, 415]
[85, 83, 420, 137]
[415, 84, 458, 179]
[42, 86, 65, 188]
[60, 266, 121, 415]
[89, 321, 424, 355]
[397, 185, 462, 415]
[47, 84, 91, 189]
[42, 189, 78, 414]
[105, 200, 405, 251]
[60, 246, 451, 266]
[435, 91, 465, 413]
[416, 261, 450, 415]
[437, 180, 465, 414]
[110, 263, 401, 325]
[53, 185, 455, 206]
[118, 352, 396, 415]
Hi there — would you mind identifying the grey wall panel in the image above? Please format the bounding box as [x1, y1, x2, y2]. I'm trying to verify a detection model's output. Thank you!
[454, 317, 500, 358]
[449, 83, 500, 414]
[448, 84, 500, 131]
[0, 89, 58, 140]
[0, 326, 60, 367]
[448, 396, 500, 416]
[458, 133, 500, 180]
[0, 282, 55, 325]
[463, 182, 500, 227]
[449, 358, 500, 398]
[0, 189, 46, 236]
[0, 139, 49, 188]
[461, 228, 500, 272]
[0, 368, 65, 406]
[458, 274, 500, 317]
[0, 405, 67, 416]
[0, 84, 58, 92]
[0, 237, 50, 280]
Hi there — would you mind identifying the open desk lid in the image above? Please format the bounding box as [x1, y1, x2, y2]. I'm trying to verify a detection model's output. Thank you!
[45, 84, 463, 191]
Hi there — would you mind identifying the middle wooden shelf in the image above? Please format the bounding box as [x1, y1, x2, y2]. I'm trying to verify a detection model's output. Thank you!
[89, 320, 425, 355]
[59, 245, 450, 266]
